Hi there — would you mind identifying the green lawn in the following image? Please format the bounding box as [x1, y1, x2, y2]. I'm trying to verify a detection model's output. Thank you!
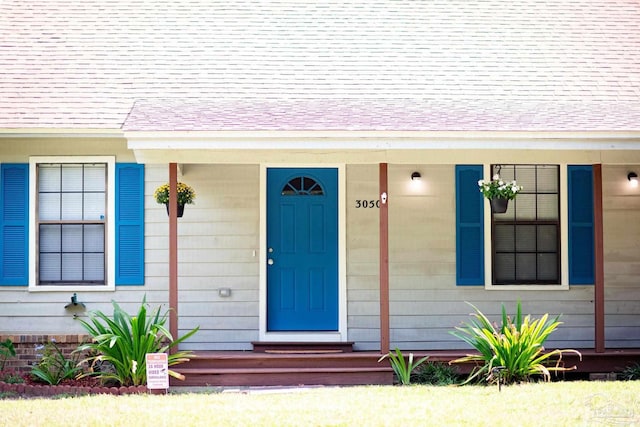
[2, 382, 639, 426]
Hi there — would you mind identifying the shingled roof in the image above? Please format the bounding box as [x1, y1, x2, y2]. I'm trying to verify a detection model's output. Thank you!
[1, 1, 639, 132]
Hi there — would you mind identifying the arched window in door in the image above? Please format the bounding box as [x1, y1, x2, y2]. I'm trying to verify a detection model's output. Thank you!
[281, 176, 325, 196]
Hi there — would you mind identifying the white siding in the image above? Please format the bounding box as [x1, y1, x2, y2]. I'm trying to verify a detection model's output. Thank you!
[602, 166, 640, 348]
[346, 164, 381, 350]
[145, 164, 260, 350]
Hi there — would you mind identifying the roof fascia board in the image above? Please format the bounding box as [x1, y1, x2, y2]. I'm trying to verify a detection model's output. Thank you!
[126, 131, 640, 151]
[0, 129, 124, 139]
[125, 130, 640, 140]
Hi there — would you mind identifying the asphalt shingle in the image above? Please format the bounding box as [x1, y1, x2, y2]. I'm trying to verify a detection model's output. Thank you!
[1, 0, 639, 131]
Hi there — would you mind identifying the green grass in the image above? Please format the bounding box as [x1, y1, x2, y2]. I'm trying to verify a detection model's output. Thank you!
[2, 382, 639, 426]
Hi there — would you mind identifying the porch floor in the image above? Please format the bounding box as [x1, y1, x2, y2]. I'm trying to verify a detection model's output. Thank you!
[170, 348, 640, 387]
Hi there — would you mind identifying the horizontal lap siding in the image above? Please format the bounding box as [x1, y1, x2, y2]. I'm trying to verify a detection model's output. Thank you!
[145, 164, 260, 351]
[602, 166, 640, 348]
[348, 164, 606, 351]
[345, 165, 380, 350]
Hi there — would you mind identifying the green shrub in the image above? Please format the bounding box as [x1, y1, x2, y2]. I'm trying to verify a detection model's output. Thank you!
[0, 370, 24, 384]
[622, 363, 640, 380]
[0, 339, 16, 371]
[413, 361, 461, 386]
[378, 348, 429, 385]
[76, 297, 199, 386]
[450, 301, 581, 385]
[31, 341, 82, 385]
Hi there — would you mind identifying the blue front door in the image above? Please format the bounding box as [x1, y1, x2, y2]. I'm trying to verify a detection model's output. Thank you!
[266, 168, 339, 331]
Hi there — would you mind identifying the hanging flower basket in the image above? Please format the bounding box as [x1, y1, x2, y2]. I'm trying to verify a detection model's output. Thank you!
[478, 174, 522, 214]
[489, 197, 509, 214]
[154, 182, 196, 217]
[165, 203, 185, 218]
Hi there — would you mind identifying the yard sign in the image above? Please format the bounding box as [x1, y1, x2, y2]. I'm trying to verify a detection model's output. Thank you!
[146, 353, 169, 390]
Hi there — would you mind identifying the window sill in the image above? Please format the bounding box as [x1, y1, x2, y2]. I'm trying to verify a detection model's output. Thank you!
[484, 283, 569, 291]
[28, 284, 115, 292]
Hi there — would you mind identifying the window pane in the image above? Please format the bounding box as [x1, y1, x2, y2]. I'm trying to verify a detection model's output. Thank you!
[515, 225, 536, 251]
[494, 224, 514, 251]
[39, 193, 61, 220]
[516, 254, 536, 281]
[84, 225, 104, 252]
[39, 225, 61, 252]
[61, 164, 83, 192]
[83, 193, 105, 220]
[537, 166, 559, 193]
[40, 253, 61, 281]
[494, 164, 515, 182]
[537, 225, 558, 252]
[514, 194, 536, 220]
[84, 254, 104, 281]
[515, 166, 536, 191]
[84, 164, 106, 192]
[38, 165, 60, 192]
[494, 202, 516, 220]
[538, 254, 558, 281]
[282, 176, 324, 196]
[61, 193, 83, 220]
[537, 194, 558, 219]
[62, 254, 83, 281]
[61, 225, 82, 252]
[494, 253, 515, 282]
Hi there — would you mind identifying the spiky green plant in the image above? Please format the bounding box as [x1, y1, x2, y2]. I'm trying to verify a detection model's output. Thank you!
[0, 338, 15, 371]
[378, 348, 429, 385]
[75, 297, 199, 386]
[31, 341, 82, 385]
[450, 301, 581, 385]
[622, 363, 640, 381]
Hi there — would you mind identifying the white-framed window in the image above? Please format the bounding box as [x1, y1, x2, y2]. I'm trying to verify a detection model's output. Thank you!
[29, 156, 115, 291]
[484, 163, 569, 290]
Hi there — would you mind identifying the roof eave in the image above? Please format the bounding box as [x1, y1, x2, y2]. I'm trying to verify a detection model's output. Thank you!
[0, 128, 124, 139]
[125, 129, 640, 150]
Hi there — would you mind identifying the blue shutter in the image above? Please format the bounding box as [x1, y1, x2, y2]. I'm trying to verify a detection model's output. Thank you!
[115, 163, 145, 285]
[0, 164, 29, 286]
[456, 165, 484, 285]
[568, 165, 594, 285]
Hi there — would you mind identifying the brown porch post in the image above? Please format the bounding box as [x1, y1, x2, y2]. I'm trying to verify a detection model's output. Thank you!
[169, 163, 179, 349]
[379, 163, 390, 353]
[593, 164, 605, 353]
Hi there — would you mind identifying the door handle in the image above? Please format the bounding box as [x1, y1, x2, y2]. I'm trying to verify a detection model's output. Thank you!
[268, 259, 274, 265]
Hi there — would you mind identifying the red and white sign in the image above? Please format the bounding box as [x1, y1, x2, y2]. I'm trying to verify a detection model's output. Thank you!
[146, 353, 169, 390]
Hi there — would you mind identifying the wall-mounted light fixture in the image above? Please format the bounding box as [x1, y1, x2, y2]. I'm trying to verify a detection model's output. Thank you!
[411, 172, 421, 181]
[628, 172, 638, 188]
[64, 293, 86, 310]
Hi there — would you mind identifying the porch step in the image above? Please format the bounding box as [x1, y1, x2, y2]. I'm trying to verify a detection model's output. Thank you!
[251, 341, 354, 353]
[173, 367, 393, 387]
[171, 351, 392, 387]
[170, 348, 640, 387]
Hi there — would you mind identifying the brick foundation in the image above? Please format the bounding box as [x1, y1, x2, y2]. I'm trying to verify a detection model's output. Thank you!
[0, 334, 90, 373]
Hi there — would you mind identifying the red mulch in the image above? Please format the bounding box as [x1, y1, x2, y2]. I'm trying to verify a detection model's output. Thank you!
[20, 373, 101, 387]
[0, 370, 148, 398]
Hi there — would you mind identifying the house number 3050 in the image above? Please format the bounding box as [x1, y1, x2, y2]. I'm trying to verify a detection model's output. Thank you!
[355, 200, 380, 208]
